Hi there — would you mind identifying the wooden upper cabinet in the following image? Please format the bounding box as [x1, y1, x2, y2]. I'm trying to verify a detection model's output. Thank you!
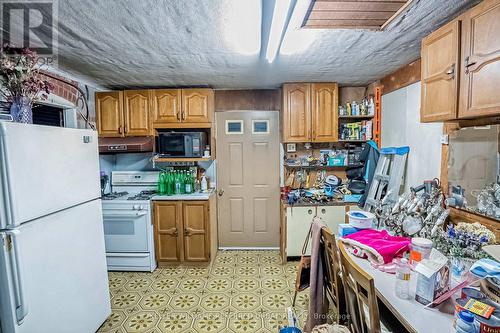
[151, 89, 182, 124]
[283, 83, 311, 142]
[421, 20, 460, 122]
[181, 89, 213, 123]
[182, 201, 209, 262]
[459, 0, 500, 118]
[154, 201, 182, 262]
[123, 90, 151, 136]
[96, 91, 123, 137]
[311, 83, 338, 142]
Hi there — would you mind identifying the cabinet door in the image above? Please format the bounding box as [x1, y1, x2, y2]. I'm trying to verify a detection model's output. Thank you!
[283, 83, 311, 142]
[181, 89, 213, 123]
[151, 89, 182, 124]
[459, 0, 500, 118]
[154, 201, 182, 262]
[286, 206, 316, 256]
[95, 91, 123, 137]
[182, 201, 210, 262]
[123, 90, 151, 136]
[317, 206, 345, 235]
[420, 20, 460, 122]
[311, 83, 338, 142]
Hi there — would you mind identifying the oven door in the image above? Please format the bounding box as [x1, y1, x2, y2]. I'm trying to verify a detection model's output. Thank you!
[103, 209, 149, 252]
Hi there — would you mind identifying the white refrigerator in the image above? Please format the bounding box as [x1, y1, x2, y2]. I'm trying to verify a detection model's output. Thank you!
[0, 122, 111, 333]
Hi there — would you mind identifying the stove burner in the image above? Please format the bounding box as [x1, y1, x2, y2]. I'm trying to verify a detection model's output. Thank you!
[127, 190, 157, 201]
[102, 191, 129, 200]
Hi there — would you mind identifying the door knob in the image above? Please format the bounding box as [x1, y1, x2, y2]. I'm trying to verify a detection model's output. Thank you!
[321, 208, 326, 214]
[218, 189, 224, 196]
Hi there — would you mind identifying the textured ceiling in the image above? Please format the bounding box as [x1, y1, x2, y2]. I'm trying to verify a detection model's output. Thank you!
[33, 0, 480, 88]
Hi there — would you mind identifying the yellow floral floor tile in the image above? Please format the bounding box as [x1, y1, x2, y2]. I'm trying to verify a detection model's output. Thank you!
[98, 250, 307, 333]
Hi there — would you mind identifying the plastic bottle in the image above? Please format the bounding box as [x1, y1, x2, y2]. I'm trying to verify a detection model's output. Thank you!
[395, 258, 410, 299]
[201, 174, 208, 192]
[456, 310, 477, 333]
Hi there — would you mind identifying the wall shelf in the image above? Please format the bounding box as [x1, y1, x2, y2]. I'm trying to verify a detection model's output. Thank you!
[338, 139, 367, 143]
[339, 115, 374, 119]
[284, 164, 362, 170]
[153, 156, 212, 163]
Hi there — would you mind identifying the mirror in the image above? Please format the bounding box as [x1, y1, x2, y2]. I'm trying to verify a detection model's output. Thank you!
[447, 124, 500, 220]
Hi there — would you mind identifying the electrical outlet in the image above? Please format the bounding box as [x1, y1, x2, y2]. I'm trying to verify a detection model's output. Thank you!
[440, 134, 449, 145]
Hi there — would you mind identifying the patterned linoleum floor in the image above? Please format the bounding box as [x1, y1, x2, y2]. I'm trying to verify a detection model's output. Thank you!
[98, 250, 309, 333]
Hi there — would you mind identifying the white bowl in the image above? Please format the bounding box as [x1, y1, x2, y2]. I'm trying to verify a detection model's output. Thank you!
[346, 210, 375, 229]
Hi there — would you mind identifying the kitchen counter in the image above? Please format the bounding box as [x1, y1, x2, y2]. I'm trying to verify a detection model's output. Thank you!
[152, 190, 215, 201]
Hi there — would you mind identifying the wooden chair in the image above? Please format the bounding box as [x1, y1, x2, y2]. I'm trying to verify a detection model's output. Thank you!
[321, 227, 347, 324]
[337, 241, 391, 333]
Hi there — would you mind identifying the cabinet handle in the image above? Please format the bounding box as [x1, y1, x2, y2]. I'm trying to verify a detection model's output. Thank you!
[176, 112, 181, 121]
[184, 228, 191, 236]
[173, 228, 178, 237]
[321, 208, 326, 214]
[445, 64, 455, 79]
[182, 111, 186, 121]
[464, 56, 477, 74]
[118, 126, 122, 134]
[308, 209, 313, 215]
[124, 125, 128, 133]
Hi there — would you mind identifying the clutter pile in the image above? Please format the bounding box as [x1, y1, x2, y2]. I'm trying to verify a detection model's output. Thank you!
[373, 179, 450, 238]
[473, 182, 500, 219]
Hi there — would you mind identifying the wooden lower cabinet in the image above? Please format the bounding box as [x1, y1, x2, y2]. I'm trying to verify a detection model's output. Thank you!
[153, 200, 211, 263]
[182, 201, 210, 261]
[154, 201, 182, 262]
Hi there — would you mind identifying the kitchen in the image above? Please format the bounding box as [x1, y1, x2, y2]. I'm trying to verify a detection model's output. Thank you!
[0, 0, 500, 333]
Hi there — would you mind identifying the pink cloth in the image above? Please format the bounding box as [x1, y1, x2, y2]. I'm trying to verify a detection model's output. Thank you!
[342, 229, 411, 264]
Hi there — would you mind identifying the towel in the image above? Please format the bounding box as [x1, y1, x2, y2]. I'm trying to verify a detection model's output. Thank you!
[304, 217, 327, 332]
[470, 258, 500, 279]
[341, 229, 411, 264]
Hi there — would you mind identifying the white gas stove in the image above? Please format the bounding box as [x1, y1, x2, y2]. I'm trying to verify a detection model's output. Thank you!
[102, 171, 159, 272]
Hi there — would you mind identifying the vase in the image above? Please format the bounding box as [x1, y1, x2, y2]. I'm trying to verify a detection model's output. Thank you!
[450, 257, 476, 283]
[10, 96, 33, 124]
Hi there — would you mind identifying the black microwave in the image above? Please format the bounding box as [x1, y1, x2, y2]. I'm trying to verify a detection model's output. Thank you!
[156, 132, 207, 157]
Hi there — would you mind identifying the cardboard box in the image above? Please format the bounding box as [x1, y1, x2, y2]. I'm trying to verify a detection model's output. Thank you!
[415, 249, 450, 306]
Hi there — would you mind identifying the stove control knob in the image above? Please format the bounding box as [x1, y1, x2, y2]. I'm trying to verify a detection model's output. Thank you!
[139, 205, 144, 210]
[133, 205, 140, 210]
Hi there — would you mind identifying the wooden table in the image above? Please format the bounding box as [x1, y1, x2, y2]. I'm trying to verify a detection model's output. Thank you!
[348, 253, 456, 333]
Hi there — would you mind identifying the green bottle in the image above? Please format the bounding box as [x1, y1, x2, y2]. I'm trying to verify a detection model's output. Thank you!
[180, 171, 186, 194]
[165, 171, 173, 196]
[158, 172, 166, 195]
[185, 170, 193, 194]
[174, 171, 182, 195]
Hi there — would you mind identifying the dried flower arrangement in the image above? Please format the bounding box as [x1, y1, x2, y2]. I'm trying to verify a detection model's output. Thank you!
[433, 222, 496, 260]
[0, 45, 53, 104]
[0, 45, 54, 122]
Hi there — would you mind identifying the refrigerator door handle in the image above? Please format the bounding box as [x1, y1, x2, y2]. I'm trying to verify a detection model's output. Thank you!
[5, 230, 28, 324]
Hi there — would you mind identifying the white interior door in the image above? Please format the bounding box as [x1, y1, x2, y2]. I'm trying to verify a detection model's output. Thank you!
[0, 122, 101, 228]
[217, 111, 280, 248]
[0, 199, 110, 333]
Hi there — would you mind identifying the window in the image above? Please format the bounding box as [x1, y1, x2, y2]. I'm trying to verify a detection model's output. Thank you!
[252, 120, 269, 134]
[226, 120, 243, 134]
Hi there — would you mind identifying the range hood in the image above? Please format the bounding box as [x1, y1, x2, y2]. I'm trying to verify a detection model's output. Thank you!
[98, 136, 154, 153]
